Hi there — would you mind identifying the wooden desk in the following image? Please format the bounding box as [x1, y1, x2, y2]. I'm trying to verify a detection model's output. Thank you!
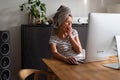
[42, 57, 120, 80]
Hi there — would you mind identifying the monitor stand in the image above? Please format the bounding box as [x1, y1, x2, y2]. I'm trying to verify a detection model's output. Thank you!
[103, 35, 120, 69]
[103, 63, 120, 69]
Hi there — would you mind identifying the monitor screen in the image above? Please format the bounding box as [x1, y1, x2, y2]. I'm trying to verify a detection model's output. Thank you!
[85, 13, 120, 62]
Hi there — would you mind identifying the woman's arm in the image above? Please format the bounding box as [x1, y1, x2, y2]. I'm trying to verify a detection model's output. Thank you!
[67, 27, 82, 54]
[69, 35, 83, 54]
[50, 43, 77, 64]
[50, 43, 67, 61]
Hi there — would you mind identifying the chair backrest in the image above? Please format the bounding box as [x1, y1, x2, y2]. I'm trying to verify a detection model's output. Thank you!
[19, 69, 55, 80]
[19, 69, 48, 80]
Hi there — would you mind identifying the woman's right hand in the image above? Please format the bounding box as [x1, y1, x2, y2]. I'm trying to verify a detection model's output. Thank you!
[65, 57, 78, 65]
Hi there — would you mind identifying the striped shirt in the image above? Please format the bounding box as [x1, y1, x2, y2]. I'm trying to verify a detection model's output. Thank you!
[49, 29, 82, 57]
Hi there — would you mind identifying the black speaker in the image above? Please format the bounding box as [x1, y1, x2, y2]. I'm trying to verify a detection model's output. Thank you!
[0, 31, 11, 80]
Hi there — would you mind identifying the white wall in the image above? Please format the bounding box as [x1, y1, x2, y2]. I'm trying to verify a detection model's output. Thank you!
[107, 4, 120, 13]
[87, 0, 120, 13]
[43, 0, 88, 17]
[43, 0, 120, 18]
[0, 0, 27, 79]
[0, 0, 120, 80]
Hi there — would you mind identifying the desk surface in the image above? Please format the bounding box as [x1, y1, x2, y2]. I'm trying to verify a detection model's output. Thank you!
[42, 57, 120, 80]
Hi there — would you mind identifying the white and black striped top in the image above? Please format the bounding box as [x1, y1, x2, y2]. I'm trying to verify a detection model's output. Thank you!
[49, 29, 82, 58]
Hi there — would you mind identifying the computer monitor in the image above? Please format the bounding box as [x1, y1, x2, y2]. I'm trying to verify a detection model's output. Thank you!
[85, 13, 120, 62]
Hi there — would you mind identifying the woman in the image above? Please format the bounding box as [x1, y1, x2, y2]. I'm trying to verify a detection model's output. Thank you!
[49, 5, 83, 65]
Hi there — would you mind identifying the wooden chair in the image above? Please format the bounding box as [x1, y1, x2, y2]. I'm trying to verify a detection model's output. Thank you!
[19, 69, 54, 80]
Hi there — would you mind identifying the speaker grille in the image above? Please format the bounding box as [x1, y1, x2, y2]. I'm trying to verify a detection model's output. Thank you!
[0, 43, 10, 55]
[0, 69, 10, 80]
[1, 32, 9, 43]
[0, 56, 10, 69]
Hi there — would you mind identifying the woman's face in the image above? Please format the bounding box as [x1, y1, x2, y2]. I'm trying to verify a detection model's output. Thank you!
[60, 16, 72, 32]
